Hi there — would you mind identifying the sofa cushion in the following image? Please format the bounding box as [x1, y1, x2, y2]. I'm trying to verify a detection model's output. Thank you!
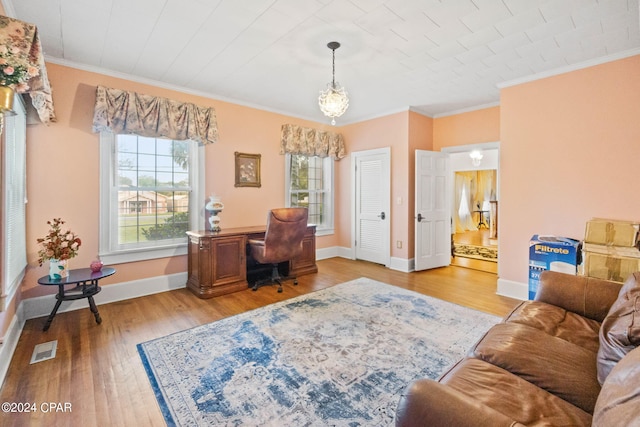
[439, 358, 592, 426]
[593, 346, 640, 426]
[470, 322, 600, 413]
[505, 300, 601, 352]
[597, 271, 640, 385]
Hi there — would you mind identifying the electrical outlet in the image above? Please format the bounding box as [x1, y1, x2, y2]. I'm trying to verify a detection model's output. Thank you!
[396, 240, 402, 249]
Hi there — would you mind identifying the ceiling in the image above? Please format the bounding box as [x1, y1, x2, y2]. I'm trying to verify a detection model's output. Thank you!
[6, 0, 640, 124]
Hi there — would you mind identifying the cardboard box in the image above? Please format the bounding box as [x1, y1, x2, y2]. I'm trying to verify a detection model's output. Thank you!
[582, 251, 640, 283]
[584, 219, 640, 248]
[582, 243, 640, 259]
[529, 235, 581, 300]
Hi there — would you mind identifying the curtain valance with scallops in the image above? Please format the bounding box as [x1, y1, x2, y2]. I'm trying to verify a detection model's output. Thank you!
[0, 15, 56, 124]
[91, 85, 219, 144]
[280, 124, 345, 160]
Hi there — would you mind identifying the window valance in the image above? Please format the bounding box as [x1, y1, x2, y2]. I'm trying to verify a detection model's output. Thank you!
[280, 124, 345, 160]
[92, 85, 219, 144]
[0, 15, 56, 124]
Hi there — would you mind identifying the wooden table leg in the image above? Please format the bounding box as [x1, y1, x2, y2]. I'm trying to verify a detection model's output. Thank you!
[88, 296, 102, 325]
[43, 298, 63, 331]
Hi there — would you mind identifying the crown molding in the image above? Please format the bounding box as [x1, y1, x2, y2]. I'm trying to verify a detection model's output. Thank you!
[498, 48, 640, 89]
[43, 56, 327, 126]
[433, 101, 501, 119]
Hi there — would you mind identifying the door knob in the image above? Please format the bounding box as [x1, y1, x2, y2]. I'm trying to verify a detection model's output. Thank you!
[417, 213, 423, 222]
[378, 212, 386, 220]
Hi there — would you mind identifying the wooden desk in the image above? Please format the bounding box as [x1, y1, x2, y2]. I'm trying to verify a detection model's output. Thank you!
[186, 225, 317, 298]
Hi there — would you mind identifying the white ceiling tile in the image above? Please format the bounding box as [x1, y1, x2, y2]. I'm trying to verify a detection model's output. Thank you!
[454, 59, 489, 77]
[354, 5, 403, 35]
[457, 26, 502, 49]
[506, 56, 535, 75]
[482, 49, 521, 68]
[566, 48, 607, 64]
[348, 0, 386, 13]
[272, 0, 325, 21]
[539, 0, 597, 22]
[389, 14, 440, 41]
[396, 37, 438, 57]
[428, 40, 467, 61]
[313, 0, 366, 23]
[100, 0, 168, 72]
[528, 57, 564, 74]
[399, 52, 437, 70]
[501, 0, 545, 16]
[455, 45, 494, 65]
[525, 16, 574, 42]
[460, 1, 511, 32]
[495, 7, 545, 37]
[488, 32, 529, 54]
[427, 56, 463, 73]
[422, 1, 477, 27]
[515, 37, 558, 59]
[425, 19, 471, 46]
[554, 21, 603, 49]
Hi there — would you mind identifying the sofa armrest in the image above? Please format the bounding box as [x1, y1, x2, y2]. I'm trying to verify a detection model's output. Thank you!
[535, 271, 622, 322]
[395, 379, 522, 427]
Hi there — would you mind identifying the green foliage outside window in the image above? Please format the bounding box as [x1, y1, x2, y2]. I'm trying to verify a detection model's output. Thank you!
[141, 212, 190, 240]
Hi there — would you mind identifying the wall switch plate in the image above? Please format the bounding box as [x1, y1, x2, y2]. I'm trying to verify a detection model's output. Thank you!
[396, 240, 402, 249]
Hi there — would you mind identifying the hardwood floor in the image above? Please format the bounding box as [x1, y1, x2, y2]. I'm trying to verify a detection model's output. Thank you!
[0, 258, 519, 427]
[452, 229, 499, 274]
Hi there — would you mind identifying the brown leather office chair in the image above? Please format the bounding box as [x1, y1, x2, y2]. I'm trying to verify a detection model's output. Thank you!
[248, 207, 308, 293]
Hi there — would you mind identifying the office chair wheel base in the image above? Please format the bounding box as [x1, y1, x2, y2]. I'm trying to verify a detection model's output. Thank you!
[277, 287, 283, 293]
[294, 279, 298, 285]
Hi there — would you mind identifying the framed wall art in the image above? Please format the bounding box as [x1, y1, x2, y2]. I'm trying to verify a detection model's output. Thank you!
[234, 152, 261, 188]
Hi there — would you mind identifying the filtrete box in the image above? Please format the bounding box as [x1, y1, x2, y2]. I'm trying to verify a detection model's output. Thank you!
[529, 235, 581, 300]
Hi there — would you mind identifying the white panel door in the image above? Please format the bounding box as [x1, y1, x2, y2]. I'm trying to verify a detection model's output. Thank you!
[354, 148, 390, 266]
[415, 150, 451, 271]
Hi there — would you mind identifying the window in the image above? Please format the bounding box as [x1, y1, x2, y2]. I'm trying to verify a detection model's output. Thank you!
[285, 154, 333, 235]
[100, 132, 203, 264]
[2, 94, 27, 310]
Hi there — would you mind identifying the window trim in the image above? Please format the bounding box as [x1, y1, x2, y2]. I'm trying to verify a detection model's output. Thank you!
[99, 132, 204, 264]
[2, 93, 27, 310]
[284, 153, 334, 236]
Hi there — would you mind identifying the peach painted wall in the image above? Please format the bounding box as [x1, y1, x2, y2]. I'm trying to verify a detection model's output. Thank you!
[500, 54, 640, 286]
[338, 111, 433, 261]
[20, 62, 339, 305]
[433, 106, 500, 151]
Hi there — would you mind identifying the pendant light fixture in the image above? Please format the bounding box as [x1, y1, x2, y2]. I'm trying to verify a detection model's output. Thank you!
[318, 41, 349, 125]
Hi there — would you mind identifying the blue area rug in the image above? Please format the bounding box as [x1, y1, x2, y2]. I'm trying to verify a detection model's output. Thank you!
[138, 278, 499, 426]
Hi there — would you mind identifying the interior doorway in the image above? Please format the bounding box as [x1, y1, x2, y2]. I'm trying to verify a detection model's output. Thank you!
[442, 143, 499, 274]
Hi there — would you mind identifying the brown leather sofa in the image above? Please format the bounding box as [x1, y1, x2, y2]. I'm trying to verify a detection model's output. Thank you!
[395, 270, 640, 426]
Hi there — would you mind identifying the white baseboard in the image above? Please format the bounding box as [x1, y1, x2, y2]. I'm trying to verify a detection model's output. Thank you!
[389, 257, 414, 272]
[316, 246, 339, 260]
[0, 305, 25, 389]
[22, 272, 188, 321]
[497, 278, 527, 300]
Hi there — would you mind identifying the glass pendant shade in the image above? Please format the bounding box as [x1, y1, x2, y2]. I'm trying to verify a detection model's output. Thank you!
[318, 82, 349, 125]
[318, 41, 349, 125]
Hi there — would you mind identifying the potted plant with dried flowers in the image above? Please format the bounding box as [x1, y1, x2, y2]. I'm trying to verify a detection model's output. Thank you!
[37, 218, 82, 279]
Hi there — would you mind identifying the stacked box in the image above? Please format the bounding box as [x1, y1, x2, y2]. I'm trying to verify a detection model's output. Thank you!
[584, 218, 640, 247]
[529, 235, 581, 300]
[582, 219, 640, 283]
